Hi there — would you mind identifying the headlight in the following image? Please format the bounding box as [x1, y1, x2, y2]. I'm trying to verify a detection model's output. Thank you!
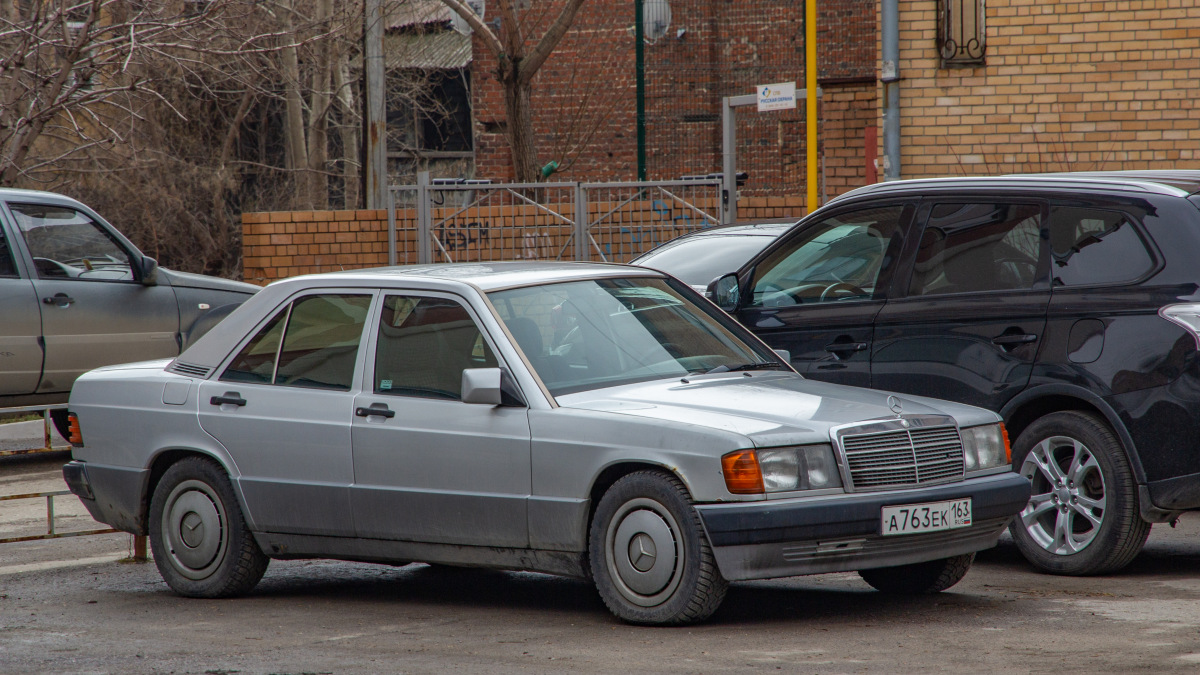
[960, 423, 1011, 471]
[722, 445, 843, 494]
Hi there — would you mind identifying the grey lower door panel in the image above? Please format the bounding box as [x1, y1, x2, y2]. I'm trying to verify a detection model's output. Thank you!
[0, 278, 43, 395]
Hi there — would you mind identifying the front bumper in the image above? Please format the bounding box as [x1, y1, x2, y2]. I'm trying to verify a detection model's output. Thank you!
[695, 472, 1031, 581]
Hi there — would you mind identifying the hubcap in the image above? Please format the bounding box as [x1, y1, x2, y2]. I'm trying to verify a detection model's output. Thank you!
[606, 498, 683, 607]
[1019, 436, 1106, 555]
[161, 480, 228, 580]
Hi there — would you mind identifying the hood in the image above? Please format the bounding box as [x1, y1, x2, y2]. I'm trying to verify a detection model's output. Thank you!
[160, 268, 259, 295]
[555, 372, 1000, 447]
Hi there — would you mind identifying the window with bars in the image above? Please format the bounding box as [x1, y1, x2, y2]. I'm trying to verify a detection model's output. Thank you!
[938, 0, 986, 67]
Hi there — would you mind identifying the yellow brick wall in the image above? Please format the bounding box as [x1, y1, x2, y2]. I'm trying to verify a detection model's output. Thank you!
[241, 196, 808, 285]
[884, 0, 1200, 177]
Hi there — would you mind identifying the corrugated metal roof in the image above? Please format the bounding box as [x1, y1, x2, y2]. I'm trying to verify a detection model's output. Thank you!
[385, 30, 472, 70]
[387, 0, 453, 29]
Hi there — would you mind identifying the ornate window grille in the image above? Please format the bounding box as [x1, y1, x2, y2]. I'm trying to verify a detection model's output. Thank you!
[939, 0, 986, 67]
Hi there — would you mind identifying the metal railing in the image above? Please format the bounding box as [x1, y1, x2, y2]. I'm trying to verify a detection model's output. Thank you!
[0, 490, 118, 544]
[387, 176, 723, 265]
[0, 404, 68, 458]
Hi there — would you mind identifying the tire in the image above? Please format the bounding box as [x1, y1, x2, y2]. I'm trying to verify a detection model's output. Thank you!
[858, 553, 975, 594]
[1008, 411, 1151, 576]
[148, 456, 269, 597]
[588, 471, 728, 625]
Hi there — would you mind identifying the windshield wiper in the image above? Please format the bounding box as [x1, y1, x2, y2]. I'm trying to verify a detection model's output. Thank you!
[705, 361, 787, 374]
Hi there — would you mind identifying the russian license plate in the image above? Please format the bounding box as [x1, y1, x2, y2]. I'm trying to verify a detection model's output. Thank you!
[881, 498, 972, 536]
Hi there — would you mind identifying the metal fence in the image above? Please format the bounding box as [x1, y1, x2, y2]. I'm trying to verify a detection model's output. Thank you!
[386, 176, 724, 266]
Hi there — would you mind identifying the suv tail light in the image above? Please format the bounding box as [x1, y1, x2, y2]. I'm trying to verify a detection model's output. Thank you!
[1160, 304, 1200, 349]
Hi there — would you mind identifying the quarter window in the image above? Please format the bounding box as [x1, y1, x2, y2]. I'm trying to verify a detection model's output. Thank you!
[222, 294, 371, 390]
[373, 295, 497, 400]
[8, 204, 135, 282]
[909, 203, 1042, 296]
[749, 205, 905, 308]
[1047, 207, 1154, 287]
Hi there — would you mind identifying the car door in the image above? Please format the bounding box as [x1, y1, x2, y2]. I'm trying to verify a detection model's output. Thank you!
[197, 291, 374, 536]
[349, 292, 531, 548]
[3, 201, 179, 394]
[872, 199, 1050, 411]
[732, 203, 913, 388]
[0, 215, 41, 396]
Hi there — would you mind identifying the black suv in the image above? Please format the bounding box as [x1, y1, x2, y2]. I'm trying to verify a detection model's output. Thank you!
[709, 171, 1200, 575]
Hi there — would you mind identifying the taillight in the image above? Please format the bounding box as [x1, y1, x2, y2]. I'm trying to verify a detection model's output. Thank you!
[67, 413, 83, 447]
[1160, 304, 1200, 350]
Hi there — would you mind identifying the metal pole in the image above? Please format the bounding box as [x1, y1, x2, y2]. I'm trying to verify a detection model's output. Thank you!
[635, 0, 647, 181]
[416, 171, 432, 264]
[574, 183, 589, 261]
[882, 0, 901, 181]
[722, 97, 736, 225]
[387, 187, 397, 266]
[806, 0, 818, 212]
[364, 0, 388, 208]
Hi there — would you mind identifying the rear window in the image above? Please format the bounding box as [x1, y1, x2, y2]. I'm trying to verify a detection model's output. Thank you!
[1047, 207, 1154, 287]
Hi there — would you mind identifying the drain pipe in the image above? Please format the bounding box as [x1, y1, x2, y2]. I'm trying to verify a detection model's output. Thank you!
[881, 0, 900, 181]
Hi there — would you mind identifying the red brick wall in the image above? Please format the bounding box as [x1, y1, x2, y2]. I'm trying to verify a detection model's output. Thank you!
[470, 0, 878, 204]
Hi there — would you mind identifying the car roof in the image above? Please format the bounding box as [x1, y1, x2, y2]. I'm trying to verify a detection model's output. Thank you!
[830, 170, 1200, 205]
[0, 188, 88, 208]
[298, 261, 662, 292]
[673, 222, 795, 237]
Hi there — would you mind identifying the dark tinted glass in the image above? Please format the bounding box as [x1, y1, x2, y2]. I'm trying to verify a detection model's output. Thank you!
[222, 308, 288, 384]
[274, 295, 372, 390]
[0, 226, 14, 277]
[910, 203, 1042, 296]
[374, 296, 497, 400]
[1047, 207, 1153, 286]
[749, 206, 904, 307]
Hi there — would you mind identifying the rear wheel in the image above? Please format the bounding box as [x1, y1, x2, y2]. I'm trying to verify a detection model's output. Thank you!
[589, 471, 727, 625]
[149, 456, 268, 597]
[1008, 411, 1150, 575]
[858, 554, 974, 594]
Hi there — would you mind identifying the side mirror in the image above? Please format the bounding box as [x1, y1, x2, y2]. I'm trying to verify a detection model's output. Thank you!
[709, 273, 740, 311]
[461, 368, 503, 405]
[139, 256, 159, 286]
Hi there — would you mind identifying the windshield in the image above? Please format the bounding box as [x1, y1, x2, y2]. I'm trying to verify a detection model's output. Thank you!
[634, 235, 776, 286]
[488, 277, 779, 396]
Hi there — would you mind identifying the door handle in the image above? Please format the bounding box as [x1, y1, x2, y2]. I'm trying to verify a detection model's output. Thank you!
[43, 293, 75, 307]
[356, 405, 396, 419]
[825, 341, 868, 353]
[991, 333, 1038, 346]
[209, 392, 247, 407]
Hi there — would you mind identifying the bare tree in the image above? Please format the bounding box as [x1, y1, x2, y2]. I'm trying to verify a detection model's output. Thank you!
[438, 0, 587, 182]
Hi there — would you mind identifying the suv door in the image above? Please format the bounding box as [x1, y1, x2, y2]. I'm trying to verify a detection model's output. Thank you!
[872, 200, 1050, 410]
[4, 201, 180, 393]
[732, 203, 912, 387]
[0, 214, 41, 395]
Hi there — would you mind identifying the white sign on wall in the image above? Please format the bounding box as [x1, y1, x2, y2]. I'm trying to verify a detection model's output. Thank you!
[757, 81, 797, 112]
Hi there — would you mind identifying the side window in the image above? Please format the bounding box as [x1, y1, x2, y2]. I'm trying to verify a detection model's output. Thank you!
[1047, 206, 1154, 287]
[373, 295, 497, 400]
[749, 205, 905, 307]
[0, 224, 14, 277]
[8, 204, 135, 282]
[221, 294, 371, 390]
[909, 203, 1042, 296]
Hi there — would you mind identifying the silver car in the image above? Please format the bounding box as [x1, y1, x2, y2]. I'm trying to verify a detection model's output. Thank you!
[0, 188, 258, 432]
[63, 263, 1029, 625]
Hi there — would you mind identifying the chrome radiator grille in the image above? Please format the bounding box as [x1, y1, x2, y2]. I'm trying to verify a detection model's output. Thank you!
[840, 426, 964, 489]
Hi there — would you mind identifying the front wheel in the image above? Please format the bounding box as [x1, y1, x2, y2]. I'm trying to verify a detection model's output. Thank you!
[858, 553, 974, 593]
[148, 456, 269, 597]
[589, 471, 727, 625]
[1008, 411, 1150, 575]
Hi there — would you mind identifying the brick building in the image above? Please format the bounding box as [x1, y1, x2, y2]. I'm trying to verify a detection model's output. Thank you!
[889, 0, 1200, 178]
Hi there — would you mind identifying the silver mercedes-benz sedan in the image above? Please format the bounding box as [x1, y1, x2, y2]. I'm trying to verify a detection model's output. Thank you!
[62, 262, 1029, 625]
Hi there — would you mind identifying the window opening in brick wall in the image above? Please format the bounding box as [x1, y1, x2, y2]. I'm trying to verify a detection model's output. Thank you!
[938, 0, 986, 67]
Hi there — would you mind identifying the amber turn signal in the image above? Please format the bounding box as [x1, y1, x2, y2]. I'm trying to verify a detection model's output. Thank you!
[1000, 423, 1012, 464]
[67, 412, 83, 447]
[722, 449, 764, 494]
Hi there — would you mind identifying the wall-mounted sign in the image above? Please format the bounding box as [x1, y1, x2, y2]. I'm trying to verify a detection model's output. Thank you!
[757, 81, 796, 112]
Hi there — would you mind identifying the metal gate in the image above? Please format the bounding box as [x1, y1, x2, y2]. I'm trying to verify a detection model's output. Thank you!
[386, 176, 723, 266]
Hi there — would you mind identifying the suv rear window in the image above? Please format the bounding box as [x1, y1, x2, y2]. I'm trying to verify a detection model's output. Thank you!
[1047, 206, 1154, 286]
